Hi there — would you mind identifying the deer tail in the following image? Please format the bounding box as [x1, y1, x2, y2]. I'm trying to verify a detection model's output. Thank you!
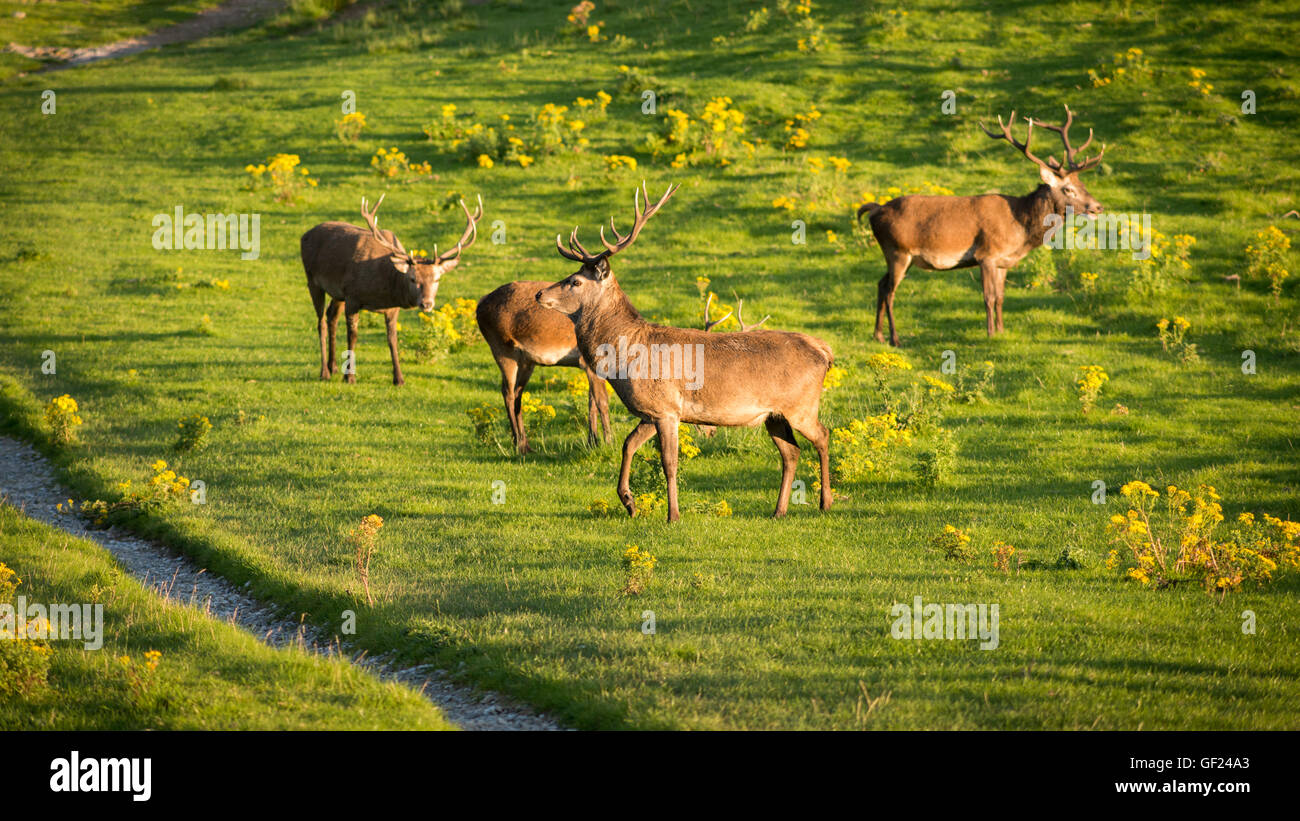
[856, 202, 881, 222]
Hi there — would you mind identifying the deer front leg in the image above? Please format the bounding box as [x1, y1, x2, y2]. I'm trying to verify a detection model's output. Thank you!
[765, 416, 800, 518]
[343, 306, 360, 383]
[979, 261, 999, 337]
[326, 299, 344, 375]
[878, 253, 911, 347]
[582, 365, 613, 445]
[384, 309, 404, 386]
[994, 267, 1008, 334]
[310, 285, 329, 380]
[655, 417, 681, 523]
[617, 421, 657, 517]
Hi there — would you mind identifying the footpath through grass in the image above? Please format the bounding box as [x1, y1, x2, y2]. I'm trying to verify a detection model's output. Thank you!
[0, 503, 454, 729]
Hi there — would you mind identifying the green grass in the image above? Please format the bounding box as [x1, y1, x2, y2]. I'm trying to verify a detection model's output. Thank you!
[0, 503, 454, 729]
[0, 0, 1298, 729]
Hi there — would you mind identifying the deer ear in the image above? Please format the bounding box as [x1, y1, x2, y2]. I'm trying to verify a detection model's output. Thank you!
[438, 258, 460, 273]
[1039, 164, 1064, 188]
[390, 256, 411, 273]
[593, 258, 611, 281]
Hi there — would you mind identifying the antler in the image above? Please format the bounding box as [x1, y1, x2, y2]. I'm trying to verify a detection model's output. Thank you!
[1027, 104, 1105, 174]
[702, 292, 734, 331]
[434, 194, 483, 265]
[556, 181, 680, 265]
[735, 296, 770, 332]
[978, 111, 1056, 176]
[360, 194, 409, 258]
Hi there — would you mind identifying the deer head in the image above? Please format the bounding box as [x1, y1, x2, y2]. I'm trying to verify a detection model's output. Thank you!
[979, 105, 1106, 216]
[536, 181, 679, 319]
[360, 193, 483, 311]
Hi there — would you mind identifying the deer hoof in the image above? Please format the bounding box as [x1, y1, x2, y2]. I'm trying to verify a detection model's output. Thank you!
[393, 377, 405, 386]
[343, 374, 357, 384]
[666, 510, 680, 523]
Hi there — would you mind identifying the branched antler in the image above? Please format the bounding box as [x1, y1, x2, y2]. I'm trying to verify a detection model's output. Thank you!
[556, 181, 680, 265]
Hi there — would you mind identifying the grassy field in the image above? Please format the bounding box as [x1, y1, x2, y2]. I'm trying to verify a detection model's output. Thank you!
[1, 0, 1298, 730]
[0, 503, 454, 729]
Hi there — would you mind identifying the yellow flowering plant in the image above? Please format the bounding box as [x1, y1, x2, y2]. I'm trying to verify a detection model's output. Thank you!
[1076, 365, 1108, 414]
[1106, 482, 1299, 597]
[44, 394, 82, 446]
[245, 153, 317, 203]
[620, 544, 657, 595]
[1156, 317, 1199, 364]
[350, 514, 384, 606]
[335, 111, 366, 142]
[1244, 225, 1291, 301]
[932, 524, 975, 562]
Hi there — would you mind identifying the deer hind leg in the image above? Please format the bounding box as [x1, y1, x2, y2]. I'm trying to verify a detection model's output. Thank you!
[581, 362, 612, 445]
[310, 284, 329, 380]
[343, 306, 361, 383]
[655, 417, 682, 523]
[877, 253, 911, 347]
[790, 413, 832, 511]
[499, 358, 534, 454]
[765, 416, 801, 519]
[994, 267, 1008, 334]
[617, 421, 658, 517]
[384, 309, 404, 386]
[979, 261, 999, 337]
[325, 298, 344, 376]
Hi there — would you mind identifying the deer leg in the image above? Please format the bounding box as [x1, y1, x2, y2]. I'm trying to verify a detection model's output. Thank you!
[325, 299, 344, 376]
[343, 306, 361, 383]
[384, 309, 404, 386]
[514, 360, 536, 454]
[980, 261, 999, 337]
[765, 416, 801, 518]
[791, 415, 833, 511]
[880, 253, 911, 347]
[994, 268, 1008, 334]
[310, 284, 329, 380]
[617, 421, 658, 517]
[495, 357, 525, 453]
[581, 364, 611, 446]
[655, 417, 682, 523]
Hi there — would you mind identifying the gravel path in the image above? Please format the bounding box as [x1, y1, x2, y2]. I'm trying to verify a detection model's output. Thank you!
[6, 0, 287, 73]
[0, 435, 563, 731]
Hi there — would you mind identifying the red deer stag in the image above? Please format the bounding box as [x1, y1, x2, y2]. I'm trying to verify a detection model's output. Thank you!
[476, 282, 613, 454]
[857, 104, 1105, 345]
[301, 194, 482, 384]
[536, 182, 834, 522]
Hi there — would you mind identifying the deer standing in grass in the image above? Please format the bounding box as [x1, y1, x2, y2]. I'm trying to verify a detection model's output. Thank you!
[536, 182, 834, 522]
[301, 194, 482, 384]
[476, 282, 613, 454]
[857, 105, 1105, 346]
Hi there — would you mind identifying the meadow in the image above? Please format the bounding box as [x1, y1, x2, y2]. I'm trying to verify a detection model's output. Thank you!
[1, 0, 1298, 730]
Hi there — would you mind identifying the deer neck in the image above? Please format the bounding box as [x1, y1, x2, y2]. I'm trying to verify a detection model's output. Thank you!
[1016, 184, 1064, 249]
[572, 286, 646, 362]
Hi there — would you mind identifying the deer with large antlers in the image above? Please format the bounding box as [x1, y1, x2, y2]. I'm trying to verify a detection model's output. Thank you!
[475, 282, 613, 453]
[857, 104, 1105, 345]
[301, 194, 482, 384]
[536, 182, 835, 522]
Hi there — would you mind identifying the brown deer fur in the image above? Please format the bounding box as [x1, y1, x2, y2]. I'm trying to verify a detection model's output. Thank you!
[301, 195, 481, 384]
[858, 105, 1105, 346]
[536, 183, 834, 522]
[476, 281, 612, 453]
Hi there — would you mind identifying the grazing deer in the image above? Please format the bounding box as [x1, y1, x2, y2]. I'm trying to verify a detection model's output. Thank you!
[857, 104, 1105, 345]
[301, 194, 482, 384]
[536, 182, 834, 522]
[475, 282, 613, 454]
